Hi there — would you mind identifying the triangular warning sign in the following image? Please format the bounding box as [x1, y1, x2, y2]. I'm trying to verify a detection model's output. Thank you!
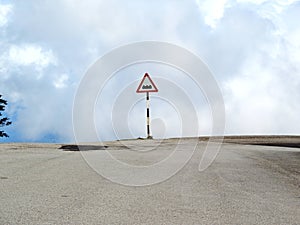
[136, 73, 158, 93]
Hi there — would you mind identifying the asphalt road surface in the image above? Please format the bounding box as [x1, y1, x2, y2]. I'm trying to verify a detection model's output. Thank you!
[0, 137, 300, 224]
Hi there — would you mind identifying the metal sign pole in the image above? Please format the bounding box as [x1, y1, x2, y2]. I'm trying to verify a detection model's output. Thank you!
[146, 92, 151, 139]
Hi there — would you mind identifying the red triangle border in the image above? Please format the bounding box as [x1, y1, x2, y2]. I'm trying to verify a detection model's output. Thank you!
[136, 73, 158, 93]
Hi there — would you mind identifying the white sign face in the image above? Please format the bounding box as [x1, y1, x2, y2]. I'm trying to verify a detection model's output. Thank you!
[136, 73, 158, 93]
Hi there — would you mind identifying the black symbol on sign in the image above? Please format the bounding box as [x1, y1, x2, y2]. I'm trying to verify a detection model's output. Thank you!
[142, 85, 152, 89]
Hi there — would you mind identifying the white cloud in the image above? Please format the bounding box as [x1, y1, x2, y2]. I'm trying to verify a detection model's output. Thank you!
[53, 74, 69, 89]
[8, 44, 57, 70]
[234, 0, 299, 32]
[195, 0, 229, 28]
[236, 0, 298, 6]
[224, 37, 300, 134]
[195, 0, 299, 30]
[0, 3, 13, 27]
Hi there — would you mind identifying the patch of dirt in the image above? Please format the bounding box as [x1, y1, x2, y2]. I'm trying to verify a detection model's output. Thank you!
[59, 145, 108, 151]
[221, 135, 300, 149]
[59, 144, 131, 151]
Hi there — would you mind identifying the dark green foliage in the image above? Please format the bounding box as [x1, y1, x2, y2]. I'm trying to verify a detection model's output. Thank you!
[0, 95, 12, 138]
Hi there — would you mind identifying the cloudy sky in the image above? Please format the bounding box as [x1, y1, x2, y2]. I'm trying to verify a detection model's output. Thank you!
[0, 0, 299, 143]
